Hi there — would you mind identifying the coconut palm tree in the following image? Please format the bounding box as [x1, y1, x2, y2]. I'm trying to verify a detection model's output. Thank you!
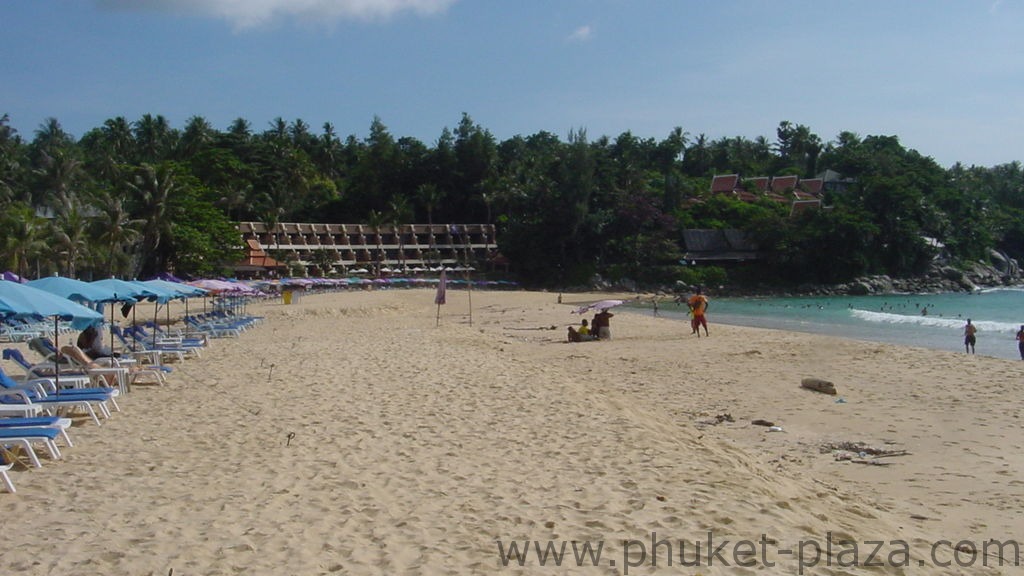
[91, 190, 144, 277]
[32, 147, 84, 217]
[127, 163, 178, 276]
[367, 209, 386, 276]
[50, 203, 89, 277]
[0, 202, 47, 279]
[389, 196, 412, 271]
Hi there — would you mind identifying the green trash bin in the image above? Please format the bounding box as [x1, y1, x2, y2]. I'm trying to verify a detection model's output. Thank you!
[283, 289, 293, 305]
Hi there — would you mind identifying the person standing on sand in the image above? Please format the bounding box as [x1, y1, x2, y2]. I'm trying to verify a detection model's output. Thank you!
[1016, 325, 1024, 360]
[964, 319, 977, 354]
[688, 287, 710, 337]
[592, 309, 613, 340]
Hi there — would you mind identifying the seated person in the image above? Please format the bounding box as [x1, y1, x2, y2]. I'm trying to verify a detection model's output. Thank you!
[76, 325, 118, 359]
[578, 319, 592, 338]
[567, 320, 595, 343]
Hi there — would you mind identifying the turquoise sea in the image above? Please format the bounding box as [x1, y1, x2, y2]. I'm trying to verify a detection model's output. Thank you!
[639, 288, 1024, 361]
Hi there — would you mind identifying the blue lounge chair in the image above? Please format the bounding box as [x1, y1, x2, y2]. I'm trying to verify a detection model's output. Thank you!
[0, 366, 114, 426]
[0, 416, 74, 447]
[3, 348, 92, 388]
[1, 358, 120, 411]
[0, 426, 64, 468]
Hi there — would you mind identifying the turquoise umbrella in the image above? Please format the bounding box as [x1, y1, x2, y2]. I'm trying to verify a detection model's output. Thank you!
[29, 276, 139, 356]
[0, 280, 103, 329]
[93, 279, 165, 352]
[131, 281, 186, 348]
[0, 279, 104, 395]
[140, 279, 208, 339]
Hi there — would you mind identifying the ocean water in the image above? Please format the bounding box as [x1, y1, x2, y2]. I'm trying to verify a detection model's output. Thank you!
[640, 288, 1024, 361]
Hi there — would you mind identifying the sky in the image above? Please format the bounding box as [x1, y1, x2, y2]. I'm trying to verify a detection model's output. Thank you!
[2, 0, 1022, 168]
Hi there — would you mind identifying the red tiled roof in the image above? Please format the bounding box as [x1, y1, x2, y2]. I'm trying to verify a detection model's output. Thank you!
[790, 199, 822, 217]
[239, 238, 283, 269]
[710, 174, 739, 193]
[771, 175, 799, 193]
[747, 177, 770, 192]
[798, 178, 823, 195]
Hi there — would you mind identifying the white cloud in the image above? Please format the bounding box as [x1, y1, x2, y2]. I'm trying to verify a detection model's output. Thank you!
[95, 0, 457, 29]
[567, 25, 592, 42]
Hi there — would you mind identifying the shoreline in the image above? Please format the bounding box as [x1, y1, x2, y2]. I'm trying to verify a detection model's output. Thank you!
[4, 288, 1023, 574]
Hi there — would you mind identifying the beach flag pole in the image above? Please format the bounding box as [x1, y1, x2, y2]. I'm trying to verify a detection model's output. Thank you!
[434, 269, 447, 327]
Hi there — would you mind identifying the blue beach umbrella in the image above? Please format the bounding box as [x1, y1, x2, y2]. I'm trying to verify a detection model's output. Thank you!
[93, 279, 167, 352]
[132, 280, 194, 346]
[0, 279, 104, 395]
[0, 280, 103, 329]
[140, 279, 209, 337]
[27, 276, 126, 305]
[30, 276, 139, 355]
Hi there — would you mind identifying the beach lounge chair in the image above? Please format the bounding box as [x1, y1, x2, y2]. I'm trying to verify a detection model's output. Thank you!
[3, 348, 93, 388]
[0, 416, 74, 447]
[143, 321, 210, 347]
[0, 320, 39, 343]
[0, 361, 119, 402]
[0, 458, 14, 493]
[0, 426, 64, 468]
[0, 385, 111, 426]
[129, 326, 203, 359]
[60, 344, 166, 392]
[117, 325, 188, 360]
[109, 327, 174, 373]
[183, 316, 241, 338]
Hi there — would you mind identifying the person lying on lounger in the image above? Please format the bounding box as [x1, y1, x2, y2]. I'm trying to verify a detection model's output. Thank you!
[59, 345, 121, 386]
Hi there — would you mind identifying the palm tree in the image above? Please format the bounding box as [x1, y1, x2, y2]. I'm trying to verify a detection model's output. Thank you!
[1, 202, 47, 279]
[50, 204, 89, 277]
[367, 209, 386, 276]
[32, 147, 84, 217]
[134, 114, 175, 163]
[389, 197, 412, 271]
[127, 163, 178, 276]
[92, 190, 144, 277]
[178, 115, 215, 159]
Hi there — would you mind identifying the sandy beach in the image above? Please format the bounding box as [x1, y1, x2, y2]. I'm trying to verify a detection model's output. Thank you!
[4, 288, 1024, 575]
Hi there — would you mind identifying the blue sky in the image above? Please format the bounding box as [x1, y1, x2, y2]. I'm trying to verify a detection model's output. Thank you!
[2, 0, 1022, 168]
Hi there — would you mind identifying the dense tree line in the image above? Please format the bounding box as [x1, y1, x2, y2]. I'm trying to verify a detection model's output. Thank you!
[1, 111, 1022, 287]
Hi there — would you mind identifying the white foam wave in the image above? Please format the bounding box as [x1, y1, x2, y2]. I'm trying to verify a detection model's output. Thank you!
[849, 309, 1019, 333]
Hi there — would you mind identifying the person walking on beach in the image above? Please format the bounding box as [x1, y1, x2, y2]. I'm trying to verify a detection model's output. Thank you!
[964, 319, 977, 354]
[688, 287, 709, 337]
[1016, 325, 1024, 360]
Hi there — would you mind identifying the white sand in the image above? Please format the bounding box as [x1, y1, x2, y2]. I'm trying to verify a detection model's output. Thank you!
[3, 288, 1024, 575]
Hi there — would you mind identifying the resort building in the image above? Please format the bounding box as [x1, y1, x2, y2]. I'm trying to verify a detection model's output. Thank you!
[235, 222, 499, 277]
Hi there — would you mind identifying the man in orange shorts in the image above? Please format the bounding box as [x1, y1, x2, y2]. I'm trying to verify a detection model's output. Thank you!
[687, 287, 709, 337]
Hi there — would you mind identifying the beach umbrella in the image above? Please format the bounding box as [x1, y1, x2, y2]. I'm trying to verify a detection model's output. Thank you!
[0, 279, 104, 394]
[92, 279, 163, 352]
[28, 276, 121, 304]
[572, 299, 625, 315]
[141, 279, 208, 335]
[142, 278, 207, 298]
[130, 281, 187, 347]
[29, 276, 138, 355]
[0, 280, 103, 329]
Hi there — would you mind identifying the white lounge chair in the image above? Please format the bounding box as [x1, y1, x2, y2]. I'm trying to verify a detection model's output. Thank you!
[0, 459, 14, 493]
